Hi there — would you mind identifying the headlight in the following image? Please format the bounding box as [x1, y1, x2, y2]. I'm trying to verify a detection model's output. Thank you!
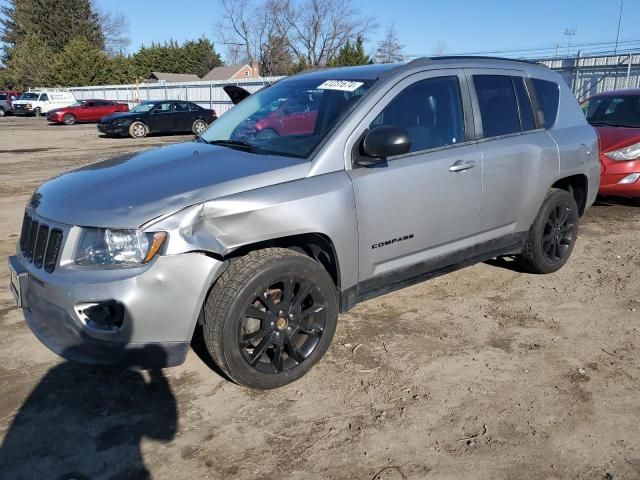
[114, 119, 132, 126]
[605, 142, 640, 161]
[75, 228, 167, 266]
[26, 104, 32, 109]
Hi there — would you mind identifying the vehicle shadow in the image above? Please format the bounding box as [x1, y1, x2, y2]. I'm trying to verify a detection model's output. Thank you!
[594, 195, 640, 207]
[0, 346, 177, 480]
[485, 255, 531, 273]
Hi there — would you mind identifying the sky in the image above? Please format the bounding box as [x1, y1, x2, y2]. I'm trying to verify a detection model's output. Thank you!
[41, 0, 640, 59]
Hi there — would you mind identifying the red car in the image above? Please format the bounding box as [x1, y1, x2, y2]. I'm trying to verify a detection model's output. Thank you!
[583, 89, 640, 202]
[47, 99, 129, 125]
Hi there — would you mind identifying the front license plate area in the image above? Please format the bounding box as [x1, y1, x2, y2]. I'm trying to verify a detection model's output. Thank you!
[8, 259, 28, 309]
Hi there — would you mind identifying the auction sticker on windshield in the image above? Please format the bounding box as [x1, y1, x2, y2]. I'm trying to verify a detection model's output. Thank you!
[317, 80, 364, 92]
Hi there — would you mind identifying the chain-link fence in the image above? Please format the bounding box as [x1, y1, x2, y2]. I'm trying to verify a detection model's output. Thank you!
[539, 53, 640, 102]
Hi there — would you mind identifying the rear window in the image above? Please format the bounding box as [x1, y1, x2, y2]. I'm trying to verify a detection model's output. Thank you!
[473, 75, 521, 138]
[532, 79, 560, 129]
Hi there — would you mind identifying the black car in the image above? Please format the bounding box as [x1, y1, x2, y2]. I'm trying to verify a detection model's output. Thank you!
[98, 100, 217, 138]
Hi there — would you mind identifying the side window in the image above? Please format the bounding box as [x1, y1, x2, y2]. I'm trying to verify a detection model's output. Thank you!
[94, 101, 110, 107]
[188, 102, 201, 111]
[532, 78, 560, 129]
[39, 94, 49, 102]
[513, 77, 536, 131]
[84, 101, 95, 108]
[173, 102, 189, 112]
[473, 75, 521, 138]
[370, 76, 464, 153]
[153, 102, 171, 113]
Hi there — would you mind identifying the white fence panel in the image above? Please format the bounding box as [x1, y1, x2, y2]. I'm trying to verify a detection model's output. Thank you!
[68, 77, 284, 115]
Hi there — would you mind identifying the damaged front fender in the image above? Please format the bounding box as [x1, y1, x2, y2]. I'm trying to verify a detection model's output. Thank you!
[145, 171, 359, 290]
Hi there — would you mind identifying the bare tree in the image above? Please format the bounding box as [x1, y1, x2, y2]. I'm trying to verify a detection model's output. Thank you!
[216, 0, 374, 71]
[95, 6, 131, 56]
[375, 24, 404, 64]
[432, 42, 447, 56]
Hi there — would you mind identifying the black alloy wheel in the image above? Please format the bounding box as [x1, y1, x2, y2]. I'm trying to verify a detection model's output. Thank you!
[541, 202, 577, 263]
[239, 276, 327, 374]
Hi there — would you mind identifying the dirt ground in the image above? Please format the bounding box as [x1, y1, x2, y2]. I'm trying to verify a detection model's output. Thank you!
[0, 116, 639, 480]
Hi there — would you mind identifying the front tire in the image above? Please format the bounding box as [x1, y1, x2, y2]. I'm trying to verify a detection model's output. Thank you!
[192, 118, 208, 135]
[518, 188, 579, 274]
[62, 113, 76, 125]
[0, 107, 5, 117]
[129, 121, 148, 138]
[34, 107, 42, 117]
[203, 248, 338, 389]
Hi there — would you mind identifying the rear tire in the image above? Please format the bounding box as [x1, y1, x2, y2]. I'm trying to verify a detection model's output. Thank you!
[192, 118, 208, 135]
[129, 121, 148, 138]
[203, 248, 338, 389]
[518, 188, 579, 274]
[62, 113, 76, 125]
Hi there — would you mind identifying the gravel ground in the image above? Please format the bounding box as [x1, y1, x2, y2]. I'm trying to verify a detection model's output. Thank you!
[0, 116, 639, 480]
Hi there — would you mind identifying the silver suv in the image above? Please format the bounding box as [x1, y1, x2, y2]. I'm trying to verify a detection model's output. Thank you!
[9, 57, 599, 389]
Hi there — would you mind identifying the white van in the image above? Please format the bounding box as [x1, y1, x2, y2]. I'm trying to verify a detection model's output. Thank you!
[12, 90, 76, 116]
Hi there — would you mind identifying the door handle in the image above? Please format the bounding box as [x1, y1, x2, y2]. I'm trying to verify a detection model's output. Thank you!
[449, 160, 477, 172]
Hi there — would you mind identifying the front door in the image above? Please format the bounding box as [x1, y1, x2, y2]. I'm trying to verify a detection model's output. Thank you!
[147, 102, 175, 133]
[347, 70, 483, 286]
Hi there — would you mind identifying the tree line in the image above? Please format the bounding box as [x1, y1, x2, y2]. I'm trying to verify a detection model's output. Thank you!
[0, 0, 406, 89]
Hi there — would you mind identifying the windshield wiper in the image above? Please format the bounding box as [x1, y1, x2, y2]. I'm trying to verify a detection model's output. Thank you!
[206, 139, 266, 155]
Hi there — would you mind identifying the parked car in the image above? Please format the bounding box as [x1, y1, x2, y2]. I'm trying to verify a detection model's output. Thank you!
[12, 90, 76, 116]
[582, 89, 640, 202]
[9, 58, 599, 389]
[97, 100, 216, 138]
[47, 99, 129, 125]
[0, 90, 22, 116]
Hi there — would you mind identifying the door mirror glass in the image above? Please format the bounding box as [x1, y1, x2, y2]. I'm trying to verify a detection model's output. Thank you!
[358, 126, 411, 164]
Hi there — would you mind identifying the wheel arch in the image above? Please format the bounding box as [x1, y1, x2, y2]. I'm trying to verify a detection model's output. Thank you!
[218, 232, 341, 290]
[551, 174, 589, 216]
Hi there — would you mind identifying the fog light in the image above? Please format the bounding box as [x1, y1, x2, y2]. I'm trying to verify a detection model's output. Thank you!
[77, 300, 124, 330]
[618, 173, 640, 184]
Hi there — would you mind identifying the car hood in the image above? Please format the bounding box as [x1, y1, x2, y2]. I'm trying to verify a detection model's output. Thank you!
[31, 141, 310, 228]
[101, 111, 140, 123]
[593, 125, 640, 152]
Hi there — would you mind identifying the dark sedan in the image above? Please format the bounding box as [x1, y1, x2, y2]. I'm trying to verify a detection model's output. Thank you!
[98, 100, 217, 138]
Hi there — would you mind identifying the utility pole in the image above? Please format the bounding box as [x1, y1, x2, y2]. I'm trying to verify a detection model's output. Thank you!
[614, 0, 624, 55]
[565, 28, 577, 58]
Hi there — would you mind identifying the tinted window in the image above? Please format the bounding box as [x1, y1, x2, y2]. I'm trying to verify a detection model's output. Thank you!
[173, 102, 189, 112]
[0, 94, 6, 100]
[371, 76, 464, 152]
[39, 94, 49, 101]
[584, 95, 640, 128]
[188, 102, 201, 111]
[532, 79, 560, 129]
[514, 77, 536, 131]
[473, 75, 521, 138]
[94, 101, 111, 107]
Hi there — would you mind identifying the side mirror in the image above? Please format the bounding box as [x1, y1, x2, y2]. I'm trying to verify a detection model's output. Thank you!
[356, 126, 411, 166]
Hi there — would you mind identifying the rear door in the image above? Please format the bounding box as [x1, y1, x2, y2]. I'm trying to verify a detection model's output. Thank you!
[172, 102, 193, 131]
[466, 69, 559, 237]
[92, 101, 113, 121]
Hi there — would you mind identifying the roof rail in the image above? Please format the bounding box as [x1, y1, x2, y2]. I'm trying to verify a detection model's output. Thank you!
[406, 56, 540, 67]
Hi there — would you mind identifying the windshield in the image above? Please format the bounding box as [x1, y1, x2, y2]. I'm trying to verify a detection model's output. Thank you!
[130, 103, 156, 113]
[583, 95, 640, 128]
[19, 92, 39, 100]
[200, 77, 375, 158]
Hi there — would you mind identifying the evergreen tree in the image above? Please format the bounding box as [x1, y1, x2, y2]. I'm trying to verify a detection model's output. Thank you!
[1, 0, 103, 62]
[3, 33, 54, 88]
[49, 37, 108, 86]
[327, 35, 370, 67]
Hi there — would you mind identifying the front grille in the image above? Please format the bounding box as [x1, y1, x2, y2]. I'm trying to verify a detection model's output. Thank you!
[19, 212, 64, 273]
